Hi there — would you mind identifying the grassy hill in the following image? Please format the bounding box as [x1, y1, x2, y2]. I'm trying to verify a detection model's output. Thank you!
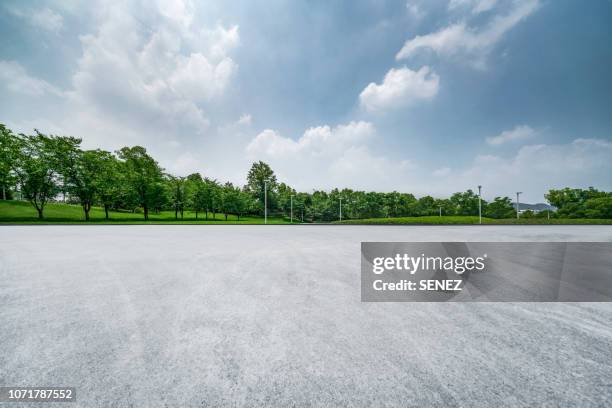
[0, 200, 290, 224]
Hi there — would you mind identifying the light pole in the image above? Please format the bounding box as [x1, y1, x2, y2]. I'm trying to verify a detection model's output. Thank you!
[290, 194, 294, 223]
[478, 185, 482, 225]
[439, 206, 442, 217]
[339, 197, 343, 222]
[516, 192, 522, 220]
[264, 181, 268, 224]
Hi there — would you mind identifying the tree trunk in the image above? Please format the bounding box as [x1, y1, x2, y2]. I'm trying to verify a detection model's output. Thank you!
[84, 206, 90, 221]
[37, 207, 43, 219]
[2, 186, 5, 200]
[144, 205, 149, 220]
[225, 213, 228, 221]
[175, 206, 178, 219]
[195, 211, 198, 220]
[104, 204, 109, 220]
[181, 208, 184, 219]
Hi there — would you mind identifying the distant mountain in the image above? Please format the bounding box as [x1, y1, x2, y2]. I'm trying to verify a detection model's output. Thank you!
[517, 203, 556, 211]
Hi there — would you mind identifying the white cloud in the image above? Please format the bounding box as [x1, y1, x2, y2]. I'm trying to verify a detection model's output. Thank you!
[236, 114, 252, 126]
[0, 61, 63, 97]
[6, 6, 63, 33]
[486, 124, 536, 145]
[448, 0, 498, 14]
[359, 66, 439, 112]
[246, 121, 415, 190]
[61, 0, 240, 147]
[396, 0, 539, 68]
[460, 138, 612, 200]
[406, 2, 425, 20]
[248, 121, 375, 157]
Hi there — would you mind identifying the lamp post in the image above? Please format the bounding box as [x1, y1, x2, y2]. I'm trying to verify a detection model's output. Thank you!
[439, 206, 442, 217]
[339, 197, 343, 222]
[290, 194, 294, 223]
[264, 181, 268, 224]
[478, 185, 482, 225]
[516, 192, 522, 220]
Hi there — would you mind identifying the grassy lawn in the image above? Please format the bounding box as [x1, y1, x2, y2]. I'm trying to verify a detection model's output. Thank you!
[334, 215, 612, 225]
[0, 200, 291, 224]
[2, 200, 611, 225]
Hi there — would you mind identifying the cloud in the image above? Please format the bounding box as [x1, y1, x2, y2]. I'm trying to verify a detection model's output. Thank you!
[486, 124, 536, 145]
[461, 138, 612, 200]
[448, 0, 498, 14]
[248, 121, 375, 157]
[396, 0, 539, 68]
[406, 2, 425, 20]
[61, 0, 240, 147]
[246, 121, 415, 190]
[236, 114, 252, 126]
[6, 6, 63, 33]
[359, 66, 439, 112]
[0, 61, 63, 96]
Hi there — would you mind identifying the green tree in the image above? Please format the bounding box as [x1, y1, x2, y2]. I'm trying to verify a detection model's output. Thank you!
[450, 190, 481, 216]
[186, 173, 206, 220]
[0, 124, 17, 200]
[93, 151, 121, 220]
[64, 149, 115, 221]
[584, 196, 612, 218]
[167, 175, 186, 219]
[545, 187, 606, 218]
[116, 146, 163, 220]
[246, 161, 277, 215]
[12, 131, 80, 219]
[485, 197, 515, 219]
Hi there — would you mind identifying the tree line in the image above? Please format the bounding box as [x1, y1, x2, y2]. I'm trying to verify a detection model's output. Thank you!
[1, 124, 610, 221]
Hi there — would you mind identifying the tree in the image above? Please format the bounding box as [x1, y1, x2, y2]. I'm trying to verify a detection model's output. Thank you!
[11, 131, 80, 219]
[167, 175, 186, 219]
[205, 178, 221, 219]
[545, 187, 607, 218]
[485, 197, 515, 219]
[277, 182, 296, 219]
[0, 124, 17, 200]
[450, 190, 481, 216]
[220, 182, 241, 221]
[93, 151, 121, 220]
[246, 161, 277, 215]
[584, 196, 612, 218]
[64, 149, 111, 221]
[116, 146, 163, 220]
[186, 173, 206, 220]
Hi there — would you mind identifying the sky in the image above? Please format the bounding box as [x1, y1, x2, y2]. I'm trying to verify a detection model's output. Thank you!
[1, 0, 611, 202]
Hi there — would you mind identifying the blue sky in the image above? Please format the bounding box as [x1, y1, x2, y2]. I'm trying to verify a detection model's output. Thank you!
[1, 0, 611, 202]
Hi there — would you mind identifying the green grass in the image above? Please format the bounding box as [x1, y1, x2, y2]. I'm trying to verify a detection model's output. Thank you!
[334, 215, 612, 225]
[2, 200, 611, 225]
[0, 200, 291, 224]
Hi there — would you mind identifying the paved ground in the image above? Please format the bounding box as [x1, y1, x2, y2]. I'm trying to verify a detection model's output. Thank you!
[1, 226, 611, 407]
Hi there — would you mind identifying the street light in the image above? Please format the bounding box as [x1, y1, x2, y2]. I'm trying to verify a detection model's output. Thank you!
[478, 185, 482, 225]
[439, 206, 442, 217]
[516, 192, 522, 220]
[290, 194, 294, 223]
[264, 181, 268, 224]
[339, 197, 343, 222]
